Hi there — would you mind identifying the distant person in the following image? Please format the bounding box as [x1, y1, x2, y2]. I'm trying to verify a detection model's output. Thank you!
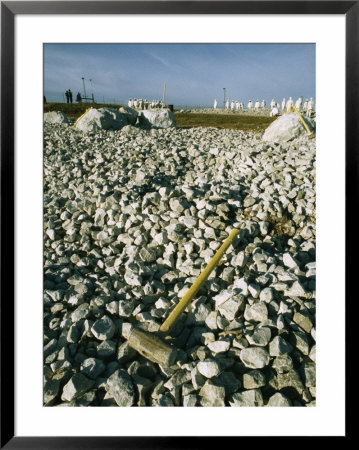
[306, 97, 315, 117]
[230, 100, 235, 110]
[254, 99, 260, 110]
[225, 99, 230, 110]
[65, 90, 69, 103]
[76, 92, 82, 103]
[235, 100, 240, 111]
[281, 98, 286, 110]
[303, 99, 309, 112]
[270, 99, 276, 109]
[295, 96, 303, 110]
[213, 99, 218, 109]
[261, 100, 266, 109]
[286, 96, 293, 111]
[270, 106, 279, 117]
[247, 100, 253, 110]
[68, 89, 73, 104]
[239, 102, 244, 111]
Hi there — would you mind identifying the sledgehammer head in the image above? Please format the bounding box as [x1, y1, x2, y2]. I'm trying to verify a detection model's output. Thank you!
[122, 323, 177, 367]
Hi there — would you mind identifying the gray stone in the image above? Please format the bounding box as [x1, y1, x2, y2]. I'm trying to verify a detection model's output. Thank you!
[117, 340, 138, 364]
[244, 302, 268, 322]
[301, 362, 316, 387]
[71, 303, 90, 322]
[243, 370, 266, 389]
[272, 354, 293, 374]
[80, 357, 106, 379]
[277, 369, 304, 394]
[293, 310, 314, 333]
[229, 389, 264, 406]
[267, 392, 292, 406]
[44, 378, 61, 405]
[217, 295, 245, 321]
[207, 340, 230, 354]
[284, 281, 307, 298]
[183, 394, 197, 407]
[259, 287, 273, 303]
[269, 336, 293, 356]
[118, 105, 138, 125]
[240, 347, 270, 369]
[197, 359, 221, 378]
[91, 316, 116, 340]
[105, 369, 135, 406]
[61, 373, 95, 402]
[246, 327, 271, 347]
[199, 380, 226, 406]
[97, 340, 117, 357]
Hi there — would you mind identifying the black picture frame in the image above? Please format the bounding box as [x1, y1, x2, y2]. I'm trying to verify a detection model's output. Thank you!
[1, 1, 352, 447]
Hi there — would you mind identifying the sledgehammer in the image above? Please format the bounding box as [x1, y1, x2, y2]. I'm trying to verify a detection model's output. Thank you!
[122, 228, 240, 367]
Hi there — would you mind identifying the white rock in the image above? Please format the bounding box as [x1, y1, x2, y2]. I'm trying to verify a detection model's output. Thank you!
[138, 109, 176, 129]
[197, 359, 221, 378]
[44, 111, 68, 124]
[262, 113, 315, 142]
[240, 347, 270, 368]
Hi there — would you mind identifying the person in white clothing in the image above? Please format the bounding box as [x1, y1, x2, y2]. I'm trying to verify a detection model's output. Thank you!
[270, 107, 279, 117]
[286, 96, 294, 111]
[254, 99, 260, 109]
[214, 99, 218, 109]
[235, 101, 240, 111]
[261, 100, 266, 109]
[281, 98, 286, 110]
[225, 99, 230, 109]
[231, 100, 235, 110]
[270, 99, 276, 109]
[247, 100, 253, 109]
[295, 97, 303, 110]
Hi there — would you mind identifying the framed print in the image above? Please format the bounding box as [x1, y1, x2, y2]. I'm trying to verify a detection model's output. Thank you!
[1, 0, 352, 447]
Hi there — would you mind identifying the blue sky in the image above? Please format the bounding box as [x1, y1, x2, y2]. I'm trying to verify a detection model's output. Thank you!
[44, 43, 315, 107]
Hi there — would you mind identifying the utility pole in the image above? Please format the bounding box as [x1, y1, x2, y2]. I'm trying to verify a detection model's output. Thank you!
[82, 77, 87, 102]
[89, 79, 95, 103]
[162, 83, 166, 107]
[223, 88, 226, 108]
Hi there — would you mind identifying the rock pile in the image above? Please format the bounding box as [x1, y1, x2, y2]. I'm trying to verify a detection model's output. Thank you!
[262, 113, 315, 142]
[43, 119, 316, 407]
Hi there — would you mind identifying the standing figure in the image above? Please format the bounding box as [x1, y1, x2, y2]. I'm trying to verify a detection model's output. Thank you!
[65, 90, 69, 103]
[239, 102, 244, 110]
[306, 97, 315, 117]
[261, 100, 266, 109]
[128, 98, 133, 108]
[230, 100, 235, 110]
[76, 92, 82, 103]
[225, 99, 230, 110]
[68, 89, 73, 104]
[235, 100, 240, 111]
[214, 99, 218, 109]
[286, 96, 293, 111]
[247, 100, 253, 110]
[270, 99, 276, 109]
[254, 99, 260, 110]
[295, 96, 303, 110]
[281, 98, 286, 110]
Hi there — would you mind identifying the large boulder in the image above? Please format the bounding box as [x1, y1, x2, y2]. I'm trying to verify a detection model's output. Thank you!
[44, 111, 68, 124]
[75, 107, 129, 132]
[262, 112, 315, 142]
[138, 108, 176, 129]
[118, 106, 138, 125]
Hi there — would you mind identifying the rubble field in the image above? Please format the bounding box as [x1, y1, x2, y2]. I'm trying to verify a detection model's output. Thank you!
[43, 120, 316, 407]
